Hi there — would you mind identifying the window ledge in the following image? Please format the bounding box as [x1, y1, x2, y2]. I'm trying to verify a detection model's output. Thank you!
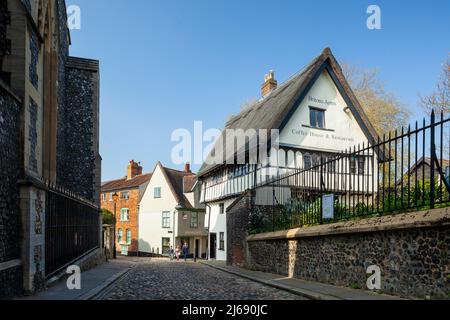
[302, 125, 335, 132]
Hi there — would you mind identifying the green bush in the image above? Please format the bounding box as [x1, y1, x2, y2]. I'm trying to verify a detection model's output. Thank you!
[248, 207, 272, 235]
[101, 208, 115, 225]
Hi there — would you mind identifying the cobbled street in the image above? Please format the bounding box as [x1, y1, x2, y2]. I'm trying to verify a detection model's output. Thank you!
[94, 258, 305, 300]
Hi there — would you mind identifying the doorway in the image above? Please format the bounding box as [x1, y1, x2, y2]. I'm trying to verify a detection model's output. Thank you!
[195, 239, 200, 259]
[210, 233, 217, 259]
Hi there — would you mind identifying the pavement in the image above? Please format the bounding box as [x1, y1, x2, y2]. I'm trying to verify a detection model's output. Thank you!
[18, 257, 136, 300]
[201, 260, 401, 300]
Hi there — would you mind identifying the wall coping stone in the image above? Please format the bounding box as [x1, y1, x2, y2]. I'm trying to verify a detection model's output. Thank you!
[0, 259, 22, 272]
[0, 78, 22, 103]
[247, 207, 450, 242]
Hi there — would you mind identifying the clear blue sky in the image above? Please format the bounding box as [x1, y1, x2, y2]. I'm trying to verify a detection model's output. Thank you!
[68, 0, 450, 181]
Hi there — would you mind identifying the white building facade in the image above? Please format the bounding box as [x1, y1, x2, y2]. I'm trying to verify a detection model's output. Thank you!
[199, 48, 380, 261]
[138, 162, 207, 257]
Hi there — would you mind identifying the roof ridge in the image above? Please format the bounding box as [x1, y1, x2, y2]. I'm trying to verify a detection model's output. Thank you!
[163, 166, 195, 175]
[101, 176, 126, 184]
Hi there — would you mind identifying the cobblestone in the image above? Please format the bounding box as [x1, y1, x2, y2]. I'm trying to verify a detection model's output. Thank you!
[95, 258, 305, 300]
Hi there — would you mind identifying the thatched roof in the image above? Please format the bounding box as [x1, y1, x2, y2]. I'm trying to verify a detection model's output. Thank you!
[198, 48, 379, 177]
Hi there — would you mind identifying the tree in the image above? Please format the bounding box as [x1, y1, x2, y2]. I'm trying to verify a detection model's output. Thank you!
[420, 56, 450, 115]
[342, 63, 411, 136]
[101, 208, 115, 225]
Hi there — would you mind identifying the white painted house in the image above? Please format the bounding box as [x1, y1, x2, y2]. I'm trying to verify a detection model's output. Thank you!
[198, 48, 380, 261]
[138, 162, 207, 258]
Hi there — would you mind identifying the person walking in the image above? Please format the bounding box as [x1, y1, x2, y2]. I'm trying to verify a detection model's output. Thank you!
[169, 246, 174, 261]
[175, 246, 180, 261]
[182, 241, 189, 262]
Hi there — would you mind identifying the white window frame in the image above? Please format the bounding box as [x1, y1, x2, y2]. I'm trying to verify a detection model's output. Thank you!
[162, 211, 170, 228]
[154, 187, 162, 198]
[126, 229, 131, 245]
[117, 229, 123, 243]
[120, 191, 130, 200]
[120, 208, 130, 222]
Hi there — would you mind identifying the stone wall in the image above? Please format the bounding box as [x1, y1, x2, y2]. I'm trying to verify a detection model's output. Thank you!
[0, 81, 22, 298]
[57, 58, 99, 204]
[0, 265, 22, 299]
[245, 208, 450, 299]
[0, 0, 11, 84]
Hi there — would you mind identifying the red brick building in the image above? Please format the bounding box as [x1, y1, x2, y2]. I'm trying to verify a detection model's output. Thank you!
[101, 161, 152, 255]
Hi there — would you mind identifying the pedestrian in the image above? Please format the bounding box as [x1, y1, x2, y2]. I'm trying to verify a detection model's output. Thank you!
[169, 246, 174, 261]
[182, 241, 189, 262]
[175, 246, 180, 261]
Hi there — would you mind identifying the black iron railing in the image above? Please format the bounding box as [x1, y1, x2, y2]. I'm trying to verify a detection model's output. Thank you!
[45, 182, 100, 278]
[250, 111, 450, 234]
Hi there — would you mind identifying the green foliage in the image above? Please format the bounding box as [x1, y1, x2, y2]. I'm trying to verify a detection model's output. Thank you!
[248, 207, 272, 235]
[101, 208, 115, 225]
[382, 179, 450, 213]
[248, 178, 450, 235]
[349, 283, 362, 290]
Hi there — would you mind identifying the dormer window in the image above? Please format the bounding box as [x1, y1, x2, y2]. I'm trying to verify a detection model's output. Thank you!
[309, 107, 325, 129]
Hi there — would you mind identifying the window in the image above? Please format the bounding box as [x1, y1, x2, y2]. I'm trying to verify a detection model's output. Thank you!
[219, 232, 225, 251]
[219, 203, 225, 214]
[358, 157, 365, 175]
[101, 193, 106, 202]
[212, 172, 224, 185]
[190, 212, 198, 228]
[162, 211, 170, 228]
[312, 154, 321, 168]
[120, 191, 129, 200]
[162, 238, 171, 255]
[154, 187, 161, 198]
[109, 193, 113, 201]
[304, 154, 312, 169]
[126, 229, 131, 245]
[349, 156, 357, 174]
[120, 208, 129, 221]
[117, 229, 123, 243]
[230, 165, 247, 178]
[309, 107, 325, 129]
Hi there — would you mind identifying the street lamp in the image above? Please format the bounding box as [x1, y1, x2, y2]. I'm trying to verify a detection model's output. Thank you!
[112, 192, 119, 259]
[174, 203, 183, 259]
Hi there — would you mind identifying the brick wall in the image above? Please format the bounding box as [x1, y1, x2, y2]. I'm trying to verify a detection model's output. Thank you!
[226, 192, 253, 267]
[226, 192, 283, 267]
[101, 189, 140, 254]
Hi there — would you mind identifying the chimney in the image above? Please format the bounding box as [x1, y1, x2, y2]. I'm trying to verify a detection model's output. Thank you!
[184, 163, 191, 173]
[127, 160, 143, 180]
[261, 70, 277, 97]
